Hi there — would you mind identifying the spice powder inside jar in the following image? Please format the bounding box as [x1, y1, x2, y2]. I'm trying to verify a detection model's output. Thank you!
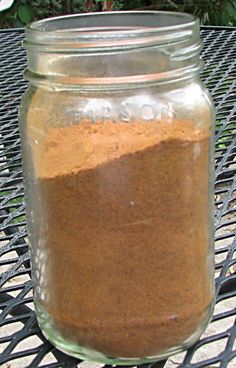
[29, 112, 213, 358]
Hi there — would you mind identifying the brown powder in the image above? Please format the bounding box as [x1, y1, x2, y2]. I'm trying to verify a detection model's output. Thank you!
[32, 119, 213, 358]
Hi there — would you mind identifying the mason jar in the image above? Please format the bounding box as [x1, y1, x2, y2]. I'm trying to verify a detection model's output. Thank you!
[20, 11, 215, 365]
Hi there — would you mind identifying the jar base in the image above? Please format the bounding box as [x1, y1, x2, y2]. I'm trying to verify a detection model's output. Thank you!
[35, 301, 214, 365]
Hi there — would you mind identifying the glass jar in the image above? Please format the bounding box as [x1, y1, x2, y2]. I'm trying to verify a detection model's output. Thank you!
[20, 11, 215, 365]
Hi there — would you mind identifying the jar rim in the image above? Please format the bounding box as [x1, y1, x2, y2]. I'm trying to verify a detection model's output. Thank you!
[24, 11, 197, 52]
[24, 11, 201, 88]
[26, 11, 196, 33]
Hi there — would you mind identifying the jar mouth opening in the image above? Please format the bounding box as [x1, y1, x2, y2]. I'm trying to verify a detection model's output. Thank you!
[24, 11, 201, 87]
[24, 11, 197, 51]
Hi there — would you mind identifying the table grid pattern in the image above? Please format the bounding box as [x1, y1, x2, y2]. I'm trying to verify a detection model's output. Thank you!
[0, 28, 235, 368]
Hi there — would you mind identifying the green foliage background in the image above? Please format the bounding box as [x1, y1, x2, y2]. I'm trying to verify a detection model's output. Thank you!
[0, 0, 236, 28]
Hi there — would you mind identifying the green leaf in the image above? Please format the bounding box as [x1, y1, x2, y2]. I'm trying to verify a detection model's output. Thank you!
[227, 0, 236, 10]
[18, 4, 34, 24]
[221, 1, 236, 26]
[13, 18, 25, 27]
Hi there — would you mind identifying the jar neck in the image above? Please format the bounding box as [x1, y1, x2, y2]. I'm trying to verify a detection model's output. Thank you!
[24, 11, 203, 89]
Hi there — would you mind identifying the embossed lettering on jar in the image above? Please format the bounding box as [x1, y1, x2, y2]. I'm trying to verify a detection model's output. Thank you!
[20, 11, 215, 366]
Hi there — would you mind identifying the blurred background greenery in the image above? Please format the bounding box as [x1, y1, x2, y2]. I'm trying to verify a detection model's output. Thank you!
[0, 0, 236, 28]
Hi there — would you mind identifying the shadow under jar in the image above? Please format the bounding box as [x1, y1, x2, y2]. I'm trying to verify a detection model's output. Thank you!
[19, 11, 215, 365]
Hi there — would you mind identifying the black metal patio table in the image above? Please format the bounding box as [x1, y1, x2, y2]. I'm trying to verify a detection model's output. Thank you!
[0, 26, 235, 368]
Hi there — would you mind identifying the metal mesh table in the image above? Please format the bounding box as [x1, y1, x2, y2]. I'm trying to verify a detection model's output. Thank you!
[0, 27, 235, 368]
